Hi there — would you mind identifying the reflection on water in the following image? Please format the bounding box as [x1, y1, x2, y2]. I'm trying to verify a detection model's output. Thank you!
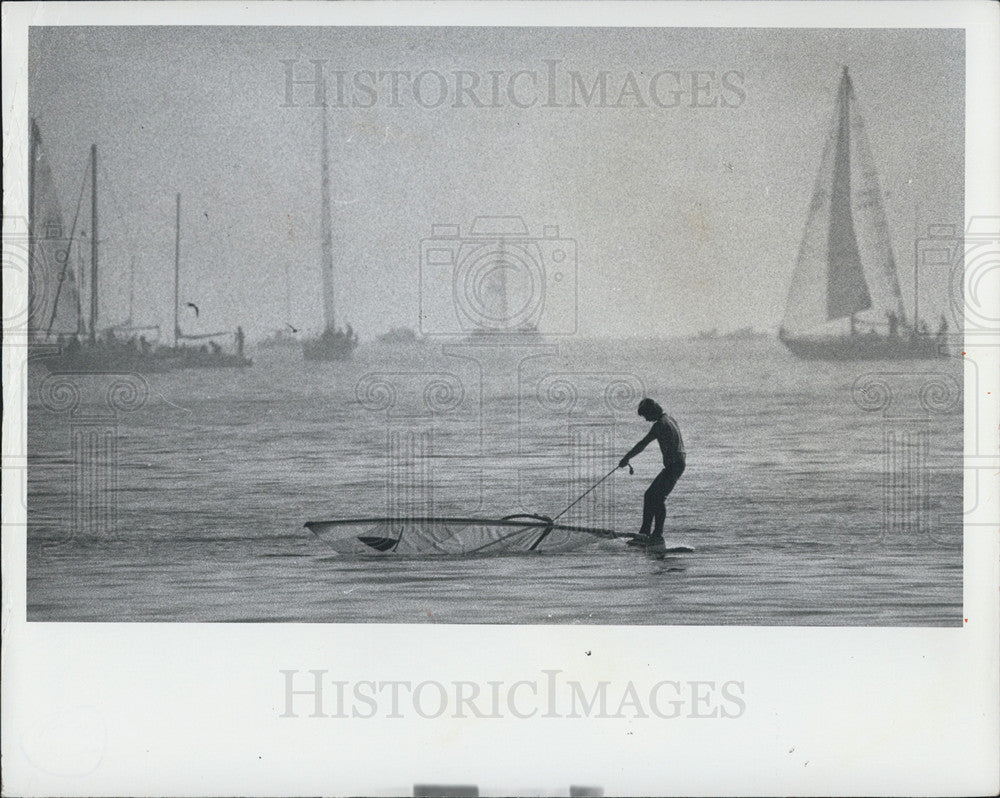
[27, 337, 962, 625]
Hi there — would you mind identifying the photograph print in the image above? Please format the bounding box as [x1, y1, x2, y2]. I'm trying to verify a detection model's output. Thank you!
[24, 25, 966, 625]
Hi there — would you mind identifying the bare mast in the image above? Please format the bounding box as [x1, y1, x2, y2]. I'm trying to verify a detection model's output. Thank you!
[913, 204, 920, 333]
[128, 256, 136, 326]
[320, 102, 335, 333]
[174, 193, 181, 345]
[28, 122, 38, 328]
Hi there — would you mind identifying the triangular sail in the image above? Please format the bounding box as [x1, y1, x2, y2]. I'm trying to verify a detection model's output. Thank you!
[846, 72, 906, 323]
[782, 68, 904, 334]
[29, 119, 80, 338]
[782, 86, 843, 332]
[827, 73, 872, 320]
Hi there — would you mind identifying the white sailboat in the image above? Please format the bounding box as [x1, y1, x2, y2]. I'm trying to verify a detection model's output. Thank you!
[28, 119, 81, 342]
[778, 68, 944, 360]
[31, 123, 167, 373]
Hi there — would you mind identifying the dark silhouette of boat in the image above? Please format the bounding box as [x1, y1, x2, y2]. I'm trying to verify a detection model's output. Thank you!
[378, 326, 424, 344]
[29, 125, 169, 373]
[161, 193, 252, 369]
[303, 325, 358, 361]
[778, 327, 941, 360]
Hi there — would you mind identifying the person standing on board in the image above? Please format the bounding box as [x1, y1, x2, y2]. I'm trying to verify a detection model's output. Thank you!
[618, 398, 686, 546]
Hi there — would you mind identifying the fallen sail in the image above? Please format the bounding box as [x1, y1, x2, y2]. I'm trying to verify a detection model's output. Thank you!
[304, 515, 622, 556]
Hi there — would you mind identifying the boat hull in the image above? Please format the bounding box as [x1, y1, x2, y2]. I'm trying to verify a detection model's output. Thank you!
[36, 347, 171, 374]
[302, 336, 357, 361]
[779, 331, 945, 360]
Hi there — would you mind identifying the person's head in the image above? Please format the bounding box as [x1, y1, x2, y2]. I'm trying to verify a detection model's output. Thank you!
[637, 398, 663, 422]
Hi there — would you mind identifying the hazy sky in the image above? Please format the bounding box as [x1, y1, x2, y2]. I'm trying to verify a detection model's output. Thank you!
[29, 26, 964, 339]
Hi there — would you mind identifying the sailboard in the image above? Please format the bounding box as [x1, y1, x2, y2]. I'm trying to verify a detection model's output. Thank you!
[304, 515, 628, 557]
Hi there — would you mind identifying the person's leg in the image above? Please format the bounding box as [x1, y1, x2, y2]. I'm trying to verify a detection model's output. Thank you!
[641, 469, 670, 537]
[652, 499, 667, 538]
[651, 461, 685, 538]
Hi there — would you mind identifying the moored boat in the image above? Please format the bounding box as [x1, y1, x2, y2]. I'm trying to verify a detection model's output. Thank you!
[163, 193, 252, 369]
[30, 124, 169, 373]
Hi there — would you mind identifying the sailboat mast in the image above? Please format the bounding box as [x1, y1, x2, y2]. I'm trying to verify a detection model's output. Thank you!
[284, 261, 292, 326]
[174, 193, 181, 345]
[28, 122, 37, 327]
[320, 103, 336, 332]
[89, 144, 98, 343]
[128, 256, 136, 326]
[77, 246, 84, 337]
[913, 204, 920, 331]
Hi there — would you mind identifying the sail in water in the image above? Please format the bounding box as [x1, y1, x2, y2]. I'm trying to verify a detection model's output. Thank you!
[305, 516, 623, 557]
[780, 68, 940, 359]
[29, 119, 81, 340]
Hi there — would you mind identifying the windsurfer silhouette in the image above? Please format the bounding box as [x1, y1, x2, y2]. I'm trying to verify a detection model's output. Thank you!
[618, 398, 686, 547]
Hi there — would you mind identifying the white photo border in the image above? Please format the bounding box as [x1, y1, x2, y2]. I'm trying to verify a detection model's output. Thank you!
[2, 2, 998, 796]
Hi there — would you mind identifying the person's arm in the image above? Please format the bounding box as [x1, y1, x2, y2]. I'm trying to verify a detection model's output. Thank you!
[619, 426, 656, 468]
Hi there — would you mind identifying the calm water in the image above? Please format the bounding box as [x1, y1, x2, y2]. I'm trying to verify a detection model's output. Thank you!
[26, 337, 963, 624]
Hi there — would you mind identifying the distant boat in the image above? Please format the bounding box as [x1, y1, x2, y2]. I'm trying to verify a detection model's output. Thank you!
[160, 193, 252, 369]
[778, 68, 945, 360]
[692, 326, 765, 342]
[31, 125, 167, 373]
[257, 326, 300, 349]
[723, 326, 767, 340]
[302, 103, 358, 362]
[378, 326, 424, 344]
